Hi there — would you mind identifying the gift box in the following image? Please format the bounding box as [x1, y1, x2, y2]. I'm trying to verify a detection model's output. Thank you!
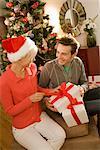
[49, 82, 89, 127]
[49, 82, 82, 113]
[62, 100, 89, 127]
[49, 95, 70, 113]
[66, 82, 82, 101]
[88, 75, 100, 86]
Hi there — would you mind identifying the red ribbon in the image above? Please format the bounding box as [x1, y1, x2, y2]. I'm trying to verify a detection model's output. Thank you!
[67, 98, 83, 125]
[50, 82, 74, 104]
[92, 76, 94, 81]
[89, 76, 100, 84]
[39, 82, 84, 125]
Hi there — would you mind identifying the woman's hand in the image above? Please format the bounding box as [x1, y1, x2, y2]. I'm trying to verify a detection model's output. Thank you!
[29, 92, 45, 102]
[42, 86, 60, 112]
[43, 97, 58, 112]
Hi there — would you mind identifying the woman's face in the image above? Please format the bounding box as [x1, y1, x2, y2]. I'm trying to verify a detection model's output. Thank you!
[56, 43, 75, 65]
[18, 50, 35, 68]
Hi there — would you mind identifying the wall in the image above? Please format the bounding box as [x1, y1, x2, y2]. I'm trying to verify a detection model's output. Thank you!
[42, 0, 100, 46]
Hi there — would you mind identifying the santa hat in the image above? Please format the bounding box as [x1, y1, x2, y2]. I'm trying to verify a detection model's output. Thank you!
[2, 36, 38, 62]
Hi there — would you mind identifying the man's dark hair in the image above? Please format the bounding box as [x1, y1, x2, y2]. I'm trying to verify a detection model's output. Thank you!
[58, 36, 80, 55]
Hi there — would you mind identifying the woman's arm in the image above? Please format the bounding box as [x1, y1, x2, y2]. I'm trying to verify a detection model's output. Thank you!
[0, 82, 32, 117]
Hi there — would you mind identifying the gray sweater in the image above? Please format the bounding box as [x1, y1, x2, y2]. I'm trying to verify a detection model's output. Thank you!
[39, 57, 88, 92]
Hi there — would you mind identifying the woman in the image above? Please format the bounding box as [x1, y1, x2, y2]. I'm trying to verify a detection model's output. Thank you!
[0, 36, 66, 150]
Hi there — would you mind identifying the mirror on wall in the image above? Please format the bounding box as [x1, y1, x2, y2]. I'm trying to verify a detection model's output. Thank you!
[59, 0, 86, 36]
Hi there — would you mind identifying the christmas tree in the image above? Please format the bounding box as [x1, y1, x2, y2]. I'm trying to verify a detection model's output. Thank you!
[0, 0, 57, 73]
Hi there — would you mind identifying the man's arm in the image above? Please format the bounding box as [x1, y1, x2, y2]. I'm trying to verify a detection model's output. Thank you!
[79, 60, 88, 92]
[39, 62, 59, 112]
[39, 62, 51, 88]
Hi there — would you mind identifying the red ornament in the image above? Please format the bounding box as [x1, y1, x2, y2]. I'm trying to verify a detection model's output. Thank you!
[21, 17, 28, 23]
[6, 2, 13, 8]
[31, 2, 39, 9]
[50, 33, 57, 37]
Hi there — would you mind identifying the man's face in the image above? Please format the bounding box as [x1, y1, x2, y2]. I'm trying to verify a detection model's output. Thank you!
[56, 43, 75, 65]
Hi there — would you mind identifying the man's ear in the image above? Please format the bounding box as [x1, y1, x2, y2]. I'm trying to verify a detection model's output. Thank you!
[71, 52, 77, 59]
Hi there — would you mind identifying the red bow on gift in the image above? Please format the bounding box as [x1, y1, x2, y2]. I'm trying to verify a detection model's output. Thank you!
[50, 82, 75, 104]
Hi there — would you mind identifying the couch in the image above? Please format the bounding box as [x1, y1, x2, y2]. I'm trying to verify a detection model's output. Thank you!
[0, 105, 100, 150]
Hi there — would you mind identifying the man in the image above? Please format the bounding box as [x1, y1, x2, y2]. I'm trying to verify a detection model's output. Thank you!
[39, 36, 100, 137]
[39, 36, 88, 112]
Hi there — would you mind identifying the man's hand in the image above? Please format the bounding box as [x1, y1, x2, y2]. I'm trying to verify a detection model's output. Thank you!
[79, 86, 85, 97]
[89, 82, 98, 89]
[43, 97, 58, 112]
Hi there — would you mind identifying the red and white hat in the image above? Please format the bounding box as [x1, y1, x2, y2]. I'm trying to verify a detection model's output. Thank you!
[2, 36, 38, 62]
